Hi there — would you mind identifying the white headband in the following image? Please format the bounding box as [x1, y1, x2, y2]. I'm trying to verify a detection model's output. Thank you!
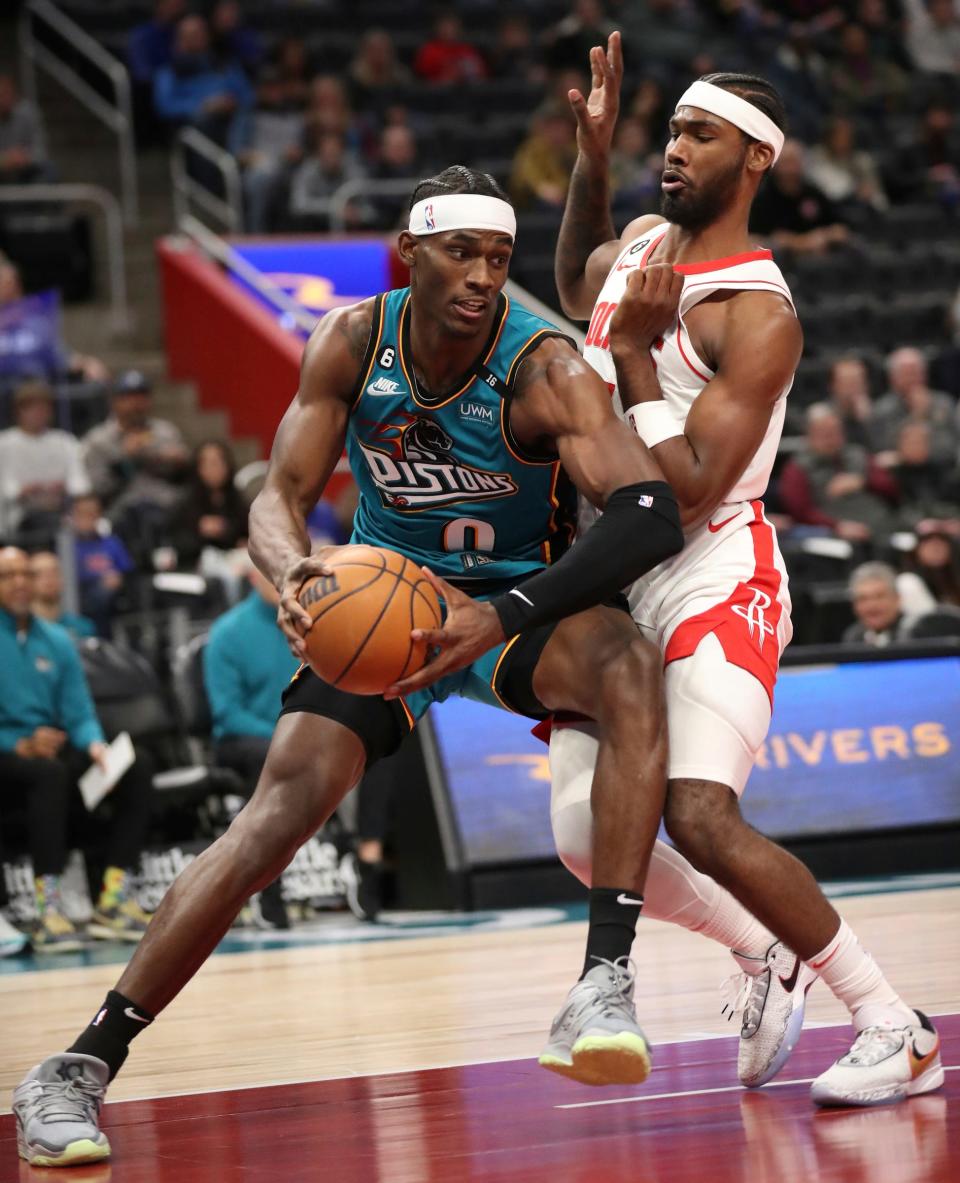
[676, 80, 784, 163]
[408, 195, 516, 239]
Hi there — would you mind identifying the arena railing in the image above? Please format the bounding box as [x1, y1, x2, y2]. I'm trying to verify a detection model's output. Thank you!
[176, 212, 318, 337]
[0, 183, 129, 334]
[171, 128, 244, 235]
[19, 0, 138, 227]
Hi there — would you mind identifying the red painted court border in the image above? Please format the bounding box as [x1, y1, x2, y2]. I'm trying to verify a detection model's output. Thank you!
[2, 1015, 957, 1183]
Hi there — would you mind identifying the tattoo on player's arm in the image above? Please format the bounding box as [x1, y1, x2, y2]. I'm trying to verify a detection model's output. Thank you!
[557, 160, 615, 286]
[335, 312, 373, 362]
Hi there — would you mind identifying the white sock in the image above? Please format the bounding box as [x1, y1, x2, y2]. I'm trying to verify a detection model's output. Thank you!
[806, 919, 916, 1030]
[643, 842, 774, 968]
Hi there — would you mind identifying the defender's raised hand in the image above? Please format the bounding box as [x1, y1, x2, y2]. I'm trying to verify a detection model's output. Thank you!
[568, 31, 623, 160]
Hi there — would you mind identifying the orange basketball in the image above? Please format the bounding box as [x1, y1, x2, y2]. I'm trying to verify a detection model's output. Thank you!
[298, 545, 442, 695]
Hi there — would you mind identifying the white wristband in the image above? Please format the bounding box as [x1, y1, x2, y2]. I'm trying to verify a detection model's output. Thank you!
[625, 402, 684, 449]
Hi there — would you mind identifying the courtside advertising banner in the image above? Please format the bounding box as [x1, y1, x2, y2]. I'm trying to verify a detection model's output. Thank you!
[428, 655, 960, 867]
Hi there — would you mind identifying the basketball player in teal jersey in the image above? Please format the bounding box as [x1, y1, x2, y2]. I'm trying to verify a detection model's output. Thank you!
[12, 167, 686, 1168]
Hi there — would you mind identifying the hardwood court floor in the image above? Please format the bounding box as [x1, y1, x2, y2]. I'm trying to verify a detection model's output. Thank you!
[0, 884, 957, 1181]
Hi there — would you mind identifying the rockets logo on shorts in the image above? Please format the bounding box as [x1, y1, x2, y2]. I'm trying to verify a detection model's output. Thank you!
[732, 587, 775, 649]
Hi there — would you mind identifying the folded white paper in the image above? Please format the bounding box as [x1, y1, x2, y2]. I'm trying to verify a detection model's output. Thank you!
[79, 731, 135, 811]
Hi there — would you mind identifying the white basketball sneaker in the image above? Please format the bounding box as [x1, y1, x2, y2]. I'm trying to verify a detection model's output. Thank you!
[539, 957, 652, 1086]
[722, 940, 818, 1088]
[811, 1010, 943, 1107]
[13, 1053, 111, 1166]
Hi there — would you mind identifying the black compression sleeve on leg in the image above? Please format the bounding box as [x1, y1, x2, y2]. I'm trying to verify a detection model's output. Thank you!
[490, 480, 682, 637]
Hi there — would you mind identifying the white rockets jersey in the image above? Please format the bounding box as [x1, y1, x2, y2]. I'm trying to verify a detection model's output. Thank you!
[582, 220, 796, 508]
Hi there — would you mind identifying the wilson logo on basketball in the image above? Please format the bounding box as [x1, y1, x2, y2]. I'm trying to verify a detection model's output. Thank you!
[300, 574, 340, 605]
[358, 415, 517, 510]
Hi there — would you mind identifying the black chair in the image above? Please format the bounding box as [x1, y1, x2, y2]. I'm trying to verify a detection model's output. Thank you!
[77, 636, 243, 810]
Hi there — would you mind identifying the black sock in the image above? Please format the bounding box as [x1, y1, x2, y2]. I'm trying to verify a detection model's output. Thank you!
[67, 990, 155, 1081]
[581, 887, 643, 979]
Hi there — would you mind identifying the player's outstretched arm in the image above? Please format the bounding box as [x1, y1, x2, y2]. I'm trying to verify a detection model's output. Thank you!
[610, 285, 802, 529]
[556, 32, 665, 318]
[384, 337, 685, 700]
[485, 337, 684, 638]
[249, 300, 374, 655]
[555, 33, 621, 318]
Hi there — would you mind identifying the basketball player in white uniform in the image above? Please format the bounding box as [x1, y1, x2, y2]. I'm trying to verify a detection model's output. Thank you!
[545, 34, 943, 1107]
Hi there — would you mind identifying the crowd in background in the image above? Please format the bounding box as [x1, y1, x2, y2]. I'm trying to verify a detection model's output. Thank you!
[2, 0, 960, 953]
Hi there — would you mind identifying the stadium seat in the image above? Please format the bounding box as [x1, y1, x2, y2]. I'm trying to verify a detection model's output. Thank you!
[77, 636, 243, 805]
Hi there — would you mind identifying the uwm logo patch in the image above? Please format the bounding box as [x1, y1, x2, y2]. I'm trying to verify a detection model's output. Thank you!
[358, 414, 517, 510]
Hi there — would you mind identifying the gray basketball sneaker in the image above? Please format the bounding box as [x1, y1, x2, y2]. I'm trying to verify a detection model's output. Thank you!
[13, 1053, 111, 1167]
[539, 957, 653, 1086]
[722, 940, 818, 1088]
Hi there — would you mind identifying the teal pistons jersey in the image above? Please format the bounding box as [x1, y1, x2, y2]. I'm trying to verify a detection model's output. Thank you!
[346, 287, 577, 585]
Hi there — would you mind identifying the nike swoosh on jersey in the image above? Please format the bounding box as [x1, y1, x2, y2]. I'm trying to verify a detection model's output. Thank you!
[707, 510, 741, 533]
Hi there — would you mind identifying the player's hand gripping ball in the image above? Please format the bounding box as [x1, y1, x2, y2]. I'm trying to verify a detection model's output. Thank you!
[298, 545, 442, 695]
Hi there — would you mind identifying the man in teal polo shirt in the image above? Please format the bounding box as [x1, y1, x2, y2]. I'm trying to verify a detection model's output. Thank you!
[0, 547, 154, 950]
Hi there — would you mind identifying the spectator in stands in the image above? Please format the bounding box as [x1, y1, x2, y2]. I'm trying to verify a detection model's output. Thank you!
[829, 22, 908, 123]
[887, 101, 960, 207]
[610, 117, 660, 217]
[203, 561, 298, 927]
[872, 347, 958, 464]
[844, 559, 960, 644]
[890, 421, 960, 530]
[169, 440, 248, 570]
[413, 11, 488, 85]
[509, 101, 577, 211]
[209, 0, 262, 76]
[153, 14, 253, 154]
[903, 0, 960, 76]
[489, 14, 546, 84]
[751, 140, 850, 256]
[826, 356, 875, 450]
[907, 526, 960, 607]
[238, 66, 305, 233]
[858, 0, 911, 69]
[348, 29, 413, 111]
[288, 130, 370, 230]
[766, 25, 831, 144]
[305, 75, 363, 158]
[778, 403, 897, 543]
[82, 370, 189, 532]
[0, 547, 154, 950]
[627, 78, 669, 143]
[0, 254, 108, 386]
[805, 116, 888, 220]
[843, 561, 916, 645]
[0, 380, 90, 542]
[369, 125, 421, 229]
[128, 0, 186, 88]
[70, 493, 134, 636]
[29, 551, 96, 641]
[274, 37, 311, 108]
[0, 74, 53, 184]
